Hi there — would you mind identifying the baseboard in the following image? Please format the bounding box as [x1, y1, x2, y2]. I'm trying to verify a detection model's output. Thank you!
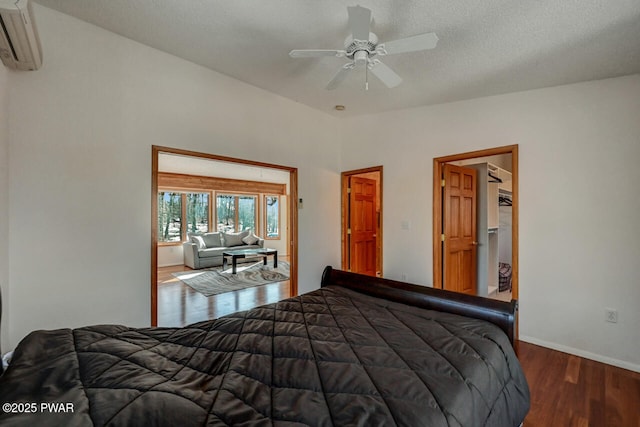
[158, 262, 184, 268]
[519, 335, 640, 373]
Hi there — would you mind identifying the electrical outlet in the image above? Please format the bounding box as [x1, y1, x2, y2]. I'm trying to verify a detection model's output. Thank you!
[605, 308, 618, 323]
[401, 273, 408, 281]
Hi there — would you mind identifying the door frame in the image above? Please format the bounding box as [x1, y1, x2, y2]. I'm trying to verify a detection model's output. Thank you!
[341, 166, 383, 276]
[432, 145, 518, 301]
[151, 145, 298, 326]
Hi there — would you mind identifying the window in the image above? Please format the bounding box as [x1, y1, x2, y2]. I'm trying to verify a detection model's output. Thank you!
[238, 196, 256, 232]
[158, 191, 209, 243]
[216, 194, 257, 233]
[265, 195, 280, 239]
[186, 193, 209, 234]
[157, 182, 279, 243]
[158, 192, 182, 242]
[216, 194, 235, 232]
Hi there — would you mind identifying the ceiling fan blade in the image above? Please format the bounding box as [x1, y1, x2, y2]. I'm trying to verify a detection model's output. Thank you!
[370, 61, 402, 88]
[289, 49, 345, 58]
[347, 6, 371, 40]
[326, 63, 354, 90]
[382, 32, 439, 55]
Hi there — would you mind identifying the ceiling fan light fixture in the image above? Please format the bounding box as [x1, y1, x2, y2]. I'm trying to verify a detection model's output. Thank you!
[353, 50, 369, 65]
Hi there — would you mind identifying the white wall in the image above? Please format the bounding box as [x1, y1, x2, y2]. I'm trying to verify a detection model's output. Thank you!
[340, 74, 640, 371]
[0, 64, 9, 354]
[157, 245, 184, 267]
[5, 5, 341, 349]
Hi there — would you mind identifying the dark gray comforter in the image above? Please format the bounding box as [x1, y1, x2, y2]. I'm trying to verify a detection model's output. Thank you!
[0, 286, 529, 426]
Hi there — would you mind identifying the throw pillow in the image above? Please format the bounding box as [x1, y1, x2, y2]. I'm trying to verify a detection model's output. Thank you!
[191, 235, 206, 249]
[242, 232, 259, 245]
[201, 232, 222, 248]
[223, 230, 249, 247]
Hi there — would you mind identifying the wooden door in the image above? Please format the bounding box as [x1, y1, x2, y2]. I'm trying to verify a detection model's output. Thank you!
[443, 164, 478, 294]
[349, 176, 377, 276]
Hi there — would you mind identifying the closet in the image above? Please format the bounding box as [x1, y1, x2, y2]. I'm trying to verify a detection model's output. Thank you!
[468, 163, 512, 297]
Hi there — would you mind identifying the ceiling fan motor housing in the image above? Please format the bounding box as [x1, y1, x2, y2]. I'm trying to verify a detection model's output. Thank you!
[344, 33, 378, 63]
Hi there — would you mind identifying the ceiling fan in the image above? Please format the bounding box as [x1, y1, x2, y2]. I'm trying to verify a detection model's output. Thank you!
[289, 5, 438, 90]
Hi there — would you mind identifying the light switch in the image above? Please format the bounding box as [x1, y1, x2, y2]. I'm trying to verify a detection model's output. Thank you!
[401, 220, 410, 230]
[298, 198, 304, 209]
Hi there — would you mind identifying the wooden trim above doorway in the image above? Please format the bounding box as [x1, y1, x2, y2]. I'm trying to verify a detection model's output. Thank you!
[151, 146, 299, 327]
[432, 145, 519, 302]
[158, 172, 286, 195]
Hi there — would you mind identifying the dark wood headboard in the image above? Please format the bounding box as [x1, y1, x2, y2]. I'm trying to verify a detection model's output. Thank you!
[321, 266, 517, 346]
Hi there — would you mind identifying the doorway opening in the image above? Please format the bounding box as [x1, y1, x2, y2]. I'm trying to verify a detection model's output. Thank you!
[151, 146, 298, 327]
[433, 145, 518, 302]
[341, 166, 383, 277]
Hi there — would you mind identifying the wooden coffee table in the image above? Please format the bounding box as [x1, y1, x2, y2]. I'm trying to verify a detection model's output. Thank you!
[222, 248, 278, 274]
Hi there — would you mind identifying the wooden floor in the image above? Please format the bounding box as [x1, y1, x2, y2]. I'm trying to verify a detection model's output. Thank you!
[157, 263, 290, 327]
[158, 269, 639, 425]
[519, 341, 640, 426]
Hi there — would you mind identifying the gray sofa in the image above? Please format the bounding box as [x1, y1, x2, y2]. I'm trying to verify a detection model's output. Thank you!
[183, 230, 264, 269]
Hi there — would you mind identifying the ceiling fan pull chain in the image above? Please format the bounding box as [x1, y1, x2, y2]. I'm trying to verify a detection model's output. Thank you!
[365, 63, 369, 91]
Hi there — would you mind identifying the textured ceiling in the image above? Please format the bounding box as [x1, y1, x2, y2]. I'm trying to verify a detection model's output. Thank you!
[34, 0, 640, 116]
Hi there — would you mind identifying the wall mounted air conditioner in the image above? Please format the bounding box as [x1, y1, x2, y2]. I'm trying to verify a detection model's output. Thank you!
[0, 0, 42, 70]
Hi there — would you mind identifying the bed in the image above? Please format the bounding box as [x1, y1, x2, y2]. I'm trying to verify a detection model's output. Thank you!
[0, 266, 530, 426]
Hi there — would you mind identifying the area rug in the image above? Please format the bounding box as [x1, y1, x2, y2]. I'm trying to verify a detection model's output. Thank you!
[172, 261, 289, 297]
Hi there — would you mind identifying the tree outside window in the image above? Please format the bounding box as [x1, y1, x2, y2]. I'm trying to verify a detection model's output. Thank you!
[265, 195, 280, 239]
[238, 196, 256, 232]
[158, 191, 209, 242]
[216, 194, 256, 233]
[186, 193, 209, 234]
[158, 192, 182, 242]
[216, 195, 236, 232]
